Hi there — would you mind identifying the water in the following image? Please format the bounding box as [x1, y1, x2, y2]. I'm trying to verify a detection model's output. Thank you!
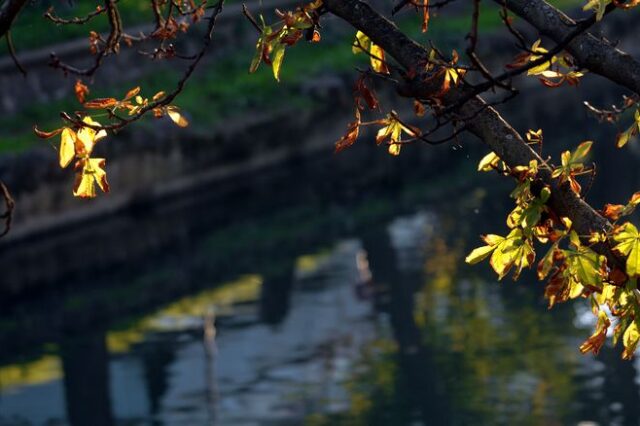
[0, 147, 640, 426]
[3, 83, 640, 425]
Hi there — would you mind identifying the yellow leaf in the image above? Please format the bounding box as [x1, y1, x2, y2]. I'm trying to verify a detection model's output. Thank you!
[490, 229, 535, 280]
[76, 117, 106, 156]
[353, 31, 388, 74]
[477, 152, 500, 171]
[623, 320, 640, 359]
[73, 158, 109, 198]
[617, 126, 634, 148]
[167, 108, 189, 128]
[352, 31, 370, 54]
[465, 244, 497, 264]
[388, 142, 401, 156]
[527, 40, 555, 76]
[369, 44, 388, 74]
[59, 128, 76, 168]
[583, 0, 612, 21]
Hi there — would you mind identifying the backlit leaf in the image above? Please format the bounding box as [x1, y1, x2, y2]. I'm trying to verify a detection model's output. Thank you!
[579, 310, 610, 355]
[166, 107, 189, 127]
[623, 319, 640, 359]
[477, 152, 500, 172]
[33, 126, 63, 139]
[271, 42, 286, 81]
[84, 98, 118, 109]
[613, 222, 640, 277]
[73, 158, 109, 199]
[75, 116, 106, 156]
[74, 80, 89, 104]
[59, 128, 76, 168]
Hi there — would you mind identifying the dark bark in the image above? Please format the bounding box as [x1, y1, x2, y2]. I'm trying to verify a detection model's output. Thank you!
[324, 0, 621, 265]
[0, 0, 28, 39]
[500, 0, 640, 95]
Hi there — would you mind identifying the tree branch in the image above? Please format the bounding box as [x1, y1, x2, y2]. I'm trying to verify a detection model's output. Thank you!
[0, 0, 27, 39]
[323, 0, 619, 264]
[500, 0, 640, 95]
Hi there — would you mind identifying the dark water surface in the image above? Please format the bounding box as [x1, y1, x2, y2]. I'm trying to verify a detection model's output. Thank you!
[2, 92, 640, 426]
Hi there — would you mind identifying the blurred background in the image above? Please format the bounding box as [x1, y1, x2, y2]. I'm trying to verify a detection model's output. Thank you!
[1, 1, 640, 425]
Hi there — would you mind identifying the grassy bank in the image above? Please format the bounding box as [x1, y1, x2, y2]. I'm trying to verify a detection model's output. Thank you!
[0, 0, 582, 154]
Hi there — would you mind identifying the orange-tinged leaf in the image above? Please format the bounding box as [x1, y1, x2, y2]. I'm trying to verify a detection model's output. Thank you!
[167, 108, 189, 127]
[84, 98, 118, 109]
[74, 80, 89, 104]
[579, 310, 610, 355]
[421, 0, 430, 33]
[33, 126, 63, 139]
[537, 243, 558, 280]
[603, 203, 624, 221]
[335, 109, 360, 153]
[124, 86, 141, 100]
[355, 77, 379, 110]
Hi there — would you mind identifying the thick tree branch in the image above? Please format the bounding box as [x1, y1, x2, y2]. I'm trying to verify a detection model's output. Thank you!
[501, 0, 640, 95]
[0, 0, 27, 39]
[324, 0, 618, 262]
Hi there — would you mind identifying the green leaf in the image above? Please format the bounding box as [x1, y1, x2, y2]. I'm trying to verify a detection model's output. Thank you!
[271, 42, 286, 82]
[465, 244, 496, 264]
[566, 247, 605, 288]
[623, 319, 640, 359]
[613, 222, 640, 277]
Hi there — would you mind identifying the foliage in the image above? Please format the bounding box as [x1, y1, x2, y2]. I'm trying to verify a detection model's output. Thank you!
[34, 87, 187, 198]
[2, 0, 640, 361]
[466, 132, 640, 359]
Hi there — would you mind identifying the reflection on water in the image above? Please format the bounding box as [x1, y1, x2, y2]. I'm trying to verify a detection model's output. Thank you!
[2, 128, 640, 425]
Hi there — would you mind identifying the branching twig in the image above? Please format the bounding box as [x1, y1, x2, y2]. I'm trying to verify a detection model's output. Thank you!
[0, 181, 15, 238]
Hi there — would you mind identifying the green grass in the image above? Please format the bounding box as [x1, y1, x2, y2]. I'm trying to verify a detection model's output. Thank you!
[0, 0, 585, 154]
[0, 27, 362, 153]
[3, 0, 254, 54]
[4, 1, 155, 54]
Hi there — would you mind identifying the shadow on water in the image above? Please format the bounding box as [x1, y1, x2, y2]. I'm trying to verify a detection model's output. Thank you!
[4, 74, 640, 425]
